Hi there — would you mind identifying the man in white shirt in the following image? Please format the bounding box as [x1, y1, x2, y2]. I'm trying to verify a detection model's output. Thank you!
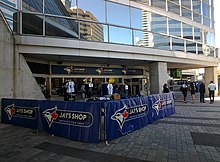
[208, 81, 216, 104]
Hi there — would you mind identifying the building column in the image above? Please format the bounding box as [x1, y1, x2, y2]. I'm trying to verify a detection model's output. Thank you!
[204, 66, 218, 96]
[149, 62, 168, 94]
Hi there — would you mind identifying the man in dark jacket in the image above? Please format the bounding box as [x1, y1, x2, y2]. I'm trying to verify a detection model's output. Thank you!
[199, 80, 206, 103]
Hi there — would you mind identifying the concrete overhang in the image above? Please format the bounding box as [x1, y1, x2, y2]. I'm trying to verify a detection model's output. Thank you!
[15, 35, 220, 69]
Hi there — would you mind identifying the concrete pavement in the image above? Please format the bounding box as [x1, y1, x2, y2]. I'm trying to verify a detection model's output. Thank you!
[1, 93, 220, 162]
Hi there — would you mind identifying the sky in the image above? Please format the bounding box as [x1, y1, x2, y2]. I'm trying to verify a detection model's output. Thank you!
[214, 0, 220, 48]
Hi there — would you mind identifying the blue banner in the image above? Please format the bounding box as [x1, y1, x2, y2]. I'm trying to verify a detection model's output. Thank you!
[105, 93, 175, 141]
[40, 101, 101, 143]
[105, 96, 150, 141]
[1, 98, 40, 129]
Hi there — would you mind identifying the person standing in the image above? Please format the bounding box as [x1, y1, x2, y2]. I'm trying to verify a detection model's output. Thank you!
[162, 83, 170, 93]
[63, 79, 68, 101]
[199, 80, 206, 103]
[208, 81, 216, 104]
[66, 79, 75, 101]
[190, 82, 196, 103]
[180, 83, 188, 103]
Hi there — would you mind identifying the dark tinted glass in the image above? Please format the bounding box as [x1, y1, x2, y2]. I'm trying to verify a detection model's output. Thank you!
[194, 28, 202, 42]
[197, 43, 203, 54]
[45, 16, 79, 38]
[182, 23, 193, 40]
[186, 41, 196, 54]
[22, 13, 43, 35]
[22, 0, 43, 13]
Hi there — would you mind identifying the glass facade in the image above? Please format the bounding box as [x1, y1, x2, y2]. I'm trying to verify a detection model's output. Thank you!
[0, 0, 216, 57]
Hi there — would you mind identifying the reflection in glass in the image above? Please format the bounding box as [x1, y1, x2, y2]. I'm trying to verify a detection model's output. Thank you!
[203, 45, 211, 56]
[203, 16, 210, 27]
[172, 38, 185, 52]
[109, 26, 132, 45]
[192, 0, 201, 14]
[107, 2, 130, 27]
[134, 30, 144, 46]
[193, 12, 201, 23]
[151, 13, 167, 34]
[209, 46, 215, 57]
[153, 34, 170, 51]
[197, 43, 203, 54]
[0, 3, 18, 32]
[78, 0, 105, 22]
[182, 23, 193, 40]
[45, 16, 79, 38]
[151, 0, 166, 10]
[181, 7, 192, 20]
[181, 0, 191, 9]
[204, 31, 211, 45]
[45, 0, 71, 17]
[211, 7, 214, 20]
[202, 2, 210, 18]
[130, 0, 149, 5]
[194, 28, 202, 42]
[186, 41, 196, 54]
[80, 21, 108, 42]
[22, 13, 43, 35]
[168, 1, 180, 15]
[143, 31, 154, 47]
[131, 7, 142, 29]
[169, 19, 181, 37]
[211, 33, 215, 46]
[22, 0, 43, 13]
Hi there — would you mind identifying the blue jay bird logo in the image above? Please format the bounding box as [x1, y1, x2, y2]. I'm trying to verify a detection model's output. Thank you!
[152, 99, 161, 116]
[4, 104, 16, 120]
[42, 106, 58, 128]
[111, 106, 129, 129]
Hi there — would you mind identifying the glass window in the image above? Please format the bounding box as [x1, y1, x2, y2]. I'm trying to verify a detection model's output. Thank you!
[182, 23, 193, 40]
[193, 12, 201, 23]
[22, 0, 43, 13]
[211, 7, 214, 20]
[203, 16, 210, 27]
[197, 43, 203, 54]
[202, 2, 210, 18]
[194, 27, 202, 42]
[181, 7, 192, 19]
[130, 0, 149, 5]
[109, 26, 132, 45]
[131, 7, 142, 29]
[79, 21, 108, 42]
[211, 0, 213, 6]
[212, 20, 214, 29]
[45, 16, 79, 38]
[203, 0, 209, 4]
[169, 0, 180, 4]
[192, 0, 201, 14]
[22, 13, 43, 35]
[172, 38, 185, 52]
[78, 0, 105, 22]
[107, 2, 130, 27]
[151, 0, 166, 10]
[186, 41, 196, 54]
[151, 13, 167, 34]
[204, 31, 211, 45]
[210, 46, 215, 57]
[44, 0, 76, 17]
[211, 33, 215, 46]
[153, 33, 170, 50]
[168, 1, 180, 15]
[181, 0, 191, 9]
[169, 19, 181, 37]
[133, 30, 144, 47]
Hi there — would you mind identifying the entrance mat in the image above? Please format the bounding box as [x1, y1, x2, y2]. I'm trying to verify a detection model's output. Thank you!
[156, 120, 220, 128]
[191, 132, 220, 147]
[35, 142, 150, 162]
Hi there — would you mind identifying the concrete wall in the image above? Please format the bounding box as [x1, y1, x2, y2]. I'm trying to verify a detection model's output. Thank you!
[0, 14, 45, 101]
[204, 67, 218, 97]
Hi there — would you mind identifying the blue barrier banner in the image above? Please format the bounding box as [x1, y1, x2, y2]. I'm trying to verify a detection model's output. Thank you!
[105, 97, 150, 141]
[40, 101, 101, 143]
[149, 93, 175, 121]
[1, 98, 40, 129]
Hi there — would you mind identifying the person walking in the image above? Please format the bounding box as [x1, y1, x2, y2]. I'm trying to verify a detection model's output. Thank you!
[208, 81, 216, 104]
[162, 83, 170, 93]
[199, 80, 206, 103]
[190, 82, 196, 103]
[180, 83, 188, 103]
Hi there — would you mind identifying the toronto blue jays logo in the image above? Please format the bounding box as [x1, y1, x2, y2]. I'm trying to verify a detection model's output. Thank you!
[42, 106, 58, 128]
[111, 106, 129, 129]
[111, 104, 148, 129]
[152, 99, 162, 116]
[4, 104, 16, 120]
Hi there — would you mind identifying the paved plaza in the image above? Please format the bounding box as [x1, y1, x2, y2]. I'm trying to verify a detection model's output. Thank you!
[1, 93, 220, 162]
